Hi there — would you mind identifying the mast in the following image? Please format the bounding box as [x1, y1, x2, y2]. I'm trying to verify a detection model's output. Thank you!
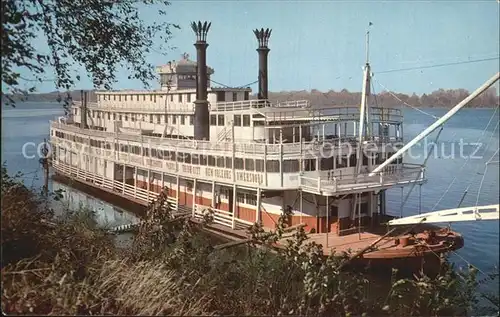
[355, 25, 373, 179]
[369, 72, 500, 176]
[353, 24, 373, 228]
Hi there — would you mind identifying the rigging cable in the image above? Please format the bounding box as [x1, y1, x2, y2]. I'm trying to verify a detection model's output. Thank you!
[399, 125, 445, 211]
[376, 56, 499, 74]
[474, 120, 500, 208]
[430, 106, 499, 212]
[372, 77, 440, 119]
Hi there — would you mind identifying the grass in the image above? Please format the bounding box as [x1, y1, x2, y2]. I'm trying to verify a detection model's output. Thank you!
[1, 166, 498, 316]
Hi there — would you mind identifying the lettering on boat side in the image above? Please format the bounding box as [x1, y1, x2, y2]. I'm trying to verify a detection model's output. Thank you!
[235, 171, 263, 184]
[181, 164, 201, 175]
[205, 167, 232, 180]
[165, 162, 176, 170]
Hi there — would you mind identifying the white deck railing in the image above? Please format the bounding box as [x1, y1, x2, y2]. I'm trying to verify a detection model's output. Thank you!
[193, 204, 254, 230]
[50, 121, 403, 157]
[52, 161, 178, 211]
[298, 164, 425, 194]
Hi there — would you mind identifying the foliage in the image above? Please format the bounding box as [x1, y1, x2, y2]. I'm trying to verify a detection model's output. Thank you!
[1, 0, 179, 107]
[1, 167, 498, 316]
[267, 87, 499, 108]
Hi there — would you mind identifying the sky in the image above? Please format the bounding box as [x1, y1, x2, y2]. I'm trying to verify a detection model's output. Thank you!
[26, 0, 500, 95]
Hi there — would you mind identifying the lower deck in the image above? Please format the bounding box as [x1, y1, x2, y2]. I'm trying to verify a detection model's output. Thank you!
[51, 160, 463, 266]
[51, 158, 392, 235]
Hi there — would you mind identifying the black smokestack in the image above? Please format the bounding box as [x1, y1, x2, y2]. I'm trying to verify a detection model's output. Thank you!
[253, 28, 272, 100]
[81, 90, 87, 129]
[191, 21, 211, 141]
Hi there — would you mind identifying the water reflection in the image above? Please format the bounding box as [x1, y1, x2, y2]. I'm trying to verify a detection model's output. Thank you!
[52, 181, 139, 228]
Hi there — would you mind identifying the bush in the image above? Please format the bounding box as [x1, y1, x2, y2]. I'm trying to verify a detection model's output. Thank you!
[1, 167, 498, 316]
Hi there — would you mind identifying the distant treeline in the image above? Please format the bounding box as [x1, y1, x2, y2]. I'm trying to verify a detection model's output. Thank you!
[7, 87, 499, 108]
[267, 87, 499, 108]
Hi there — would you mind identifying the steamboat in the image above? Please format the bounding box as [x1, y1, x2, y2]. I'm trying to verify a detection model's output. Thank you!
[48, 21, 499, 272]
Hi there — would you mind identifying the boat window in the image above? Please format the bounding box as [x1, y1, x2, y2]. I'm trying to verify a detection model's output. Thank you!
[119, 95, 121, 101]
[178, 94, 182, 103]
[254, 120, 264, 126]
[148, 114, 152, 123]
[320, 158, 334, 171]
[234, 115, 242, 126]
[124, 95, 127, 101]
[246, 194, 257, 206]
[210, 115, 217, 126]
[255, 159, 264, 172]
[200, 155, 207, 165]
[172, 115, 177, 124]
[244, 91, 249, 100]
[208, 155, 215, 166]
[192, 154, 199, 165]
[154, 95, 156, 103]
[189, 115, 194, 125]
[169, 151, 176, 161]
[243, 115, 250, 127]
[144, 148, 149, 157]
[107, 112, 111, 120]
[283, 160, 300, 173]
[216, 156, 224, 168]
[225, 157, 232, 168]
[113, 113, 116, 120]
[143, 95, 146, 101]
[236, 192, 245, 204]
[180, 115, 185, 125]
[114, 95, 116, 101]
[187, 94, 191, 103]
[151, 149, 157, 157]
[131, 114, 135, 122]
[349, 155, 356, 168]
[232, 92, 237, 101]
[177, 153, 185, 163]
[244, 159, 254, 171]
[234, 158, 244, 169]
[184, 154, 191, 164]
[119, 114, 122, 121]
[337, 156, 348, 169]
[218, 115, 225, 126]
[157, 115, 161, 124]
[304, 159, 316, 171]
[170, 94, 173, 102]
[266, 160, 279, 173]
[124, 114, 128, 121]
[216, 91, 225, 102]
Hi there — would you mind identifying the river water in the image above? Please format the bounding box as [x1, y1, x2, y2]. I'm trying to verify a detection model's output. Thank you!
[1, 102, 498, 276]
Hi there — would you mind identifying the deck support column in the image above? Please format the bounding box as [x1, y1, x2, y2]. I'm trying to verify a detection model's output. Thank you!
[400, 186, 404, 218]
[232, 184, 237, 229]
[122, 164, 125, 194]
[134, 166, 137, 198]
[193, 178, 197, 216]
[326, 195, 329, 250]
[161, 172, 164, 193]
[264, 141, 268, 187]
[299, 125, 303, 171]
[279, 129, 283, 187]
[176, 175, 180, 205]
[256, 187, 261, 224]
[418, 184, 422, 214]
[300, 190, 303, 225]
[147, 169, 150, 203]
[211, 181, 215, 208]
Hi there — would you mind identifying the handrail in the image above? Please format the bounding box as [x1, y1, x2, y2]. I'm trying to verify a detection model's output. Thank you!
[51, 121, 404, 157]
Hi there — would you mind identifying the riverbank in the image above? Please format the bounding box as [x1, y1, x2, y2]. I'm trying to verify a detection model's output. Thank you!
[1, 167, 498, 316]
